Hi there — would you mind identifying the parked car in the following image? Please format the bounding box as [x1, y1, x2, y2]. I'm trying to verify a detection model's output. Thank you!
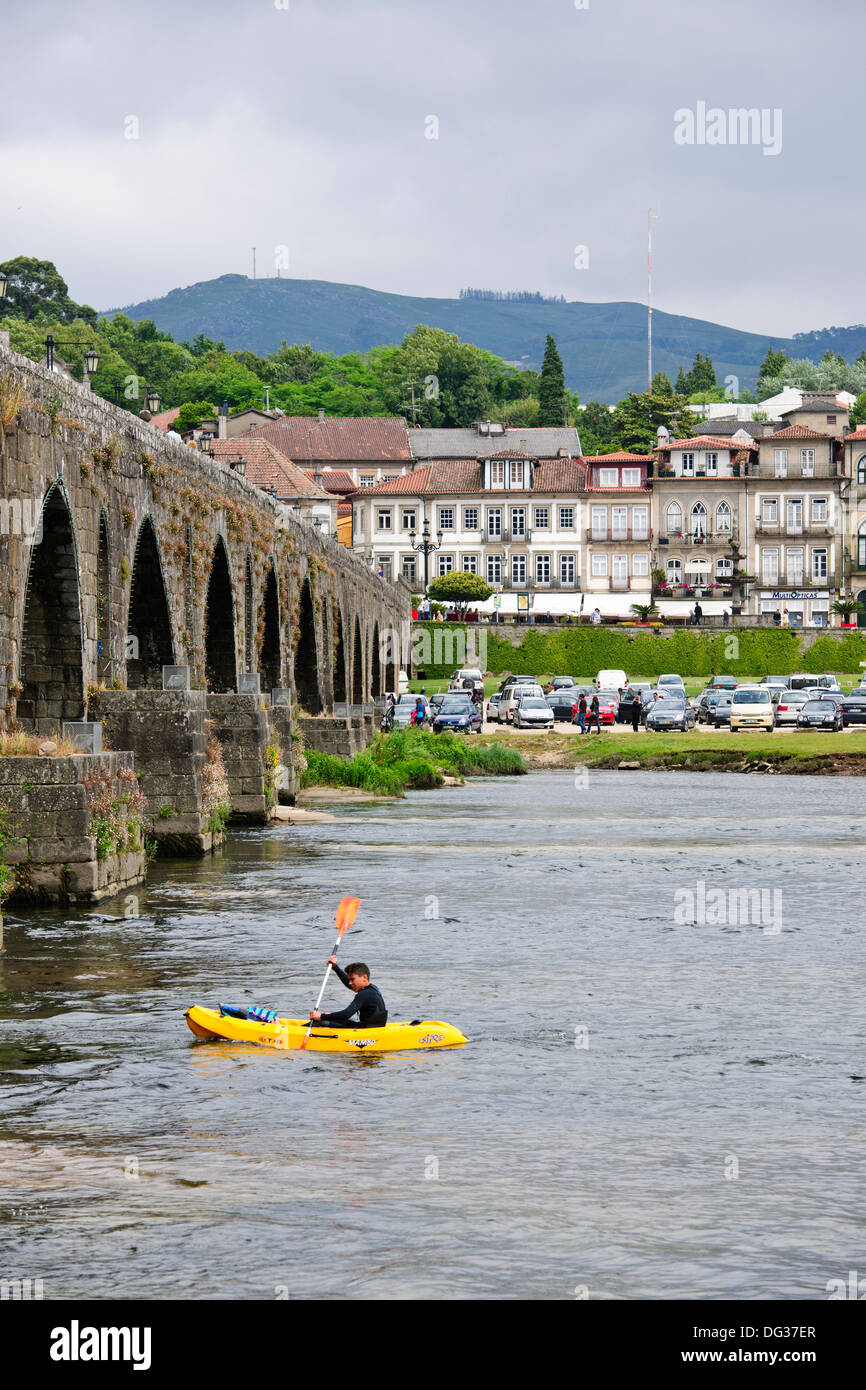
[429, 692, 446, 716]
[387, 697, 430, 729]
[432, 694, 482, 735]
[695, 689, 724, 723]
[593, 692, 619, 725]
[449, 667, 484, 694]
[789, 672, 840, 692]
[595, 668, 628, 691]
[639, 690, 657, 726]
[771, 689, 810, 725]
[841, 693, 866, 725]
[730, 686, 774, 732]
[499, 674, 539, 695]
[514, 696, 555, 730]
[503, 683, 545, 723]
[706, 674, 739, 691]
[646, 694, 695, 732]
[546, 692, 578, 722]
[762, 675, 791, 690]
[550, 675, 577, 690]
[485, 691, 502, 720]
[706, 693, 733, 727]
[657, 673, 686, 693]
[797, 698, 843, 731]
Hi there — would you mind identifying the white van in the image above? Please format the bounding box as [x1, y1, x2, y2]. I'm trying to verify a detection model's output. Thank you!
[596, 669, 628, 691]
[789, 672, 839, 692]
[502, 683, 545, 723]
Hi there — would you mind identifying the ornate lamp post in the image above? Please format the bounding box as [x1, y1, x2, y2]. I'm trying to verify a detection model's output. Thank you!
[409, 516, 443, 591]
[44, 334, 100, 377]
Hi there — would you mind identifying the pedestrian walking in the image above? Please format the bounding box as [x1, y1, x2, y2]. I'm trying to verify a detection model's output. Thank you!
[574, 694, 587, 734]
[587, 695, 602, 735]
[630, 689, 641, 732]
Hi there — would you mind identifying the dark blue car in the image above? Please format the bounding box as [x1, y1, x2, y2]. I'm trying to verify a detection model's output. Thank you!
[432, 695, 482, 735]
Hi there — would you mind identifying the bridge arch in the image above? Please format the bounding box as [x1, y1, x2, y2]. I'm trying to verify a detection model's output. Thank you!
[371, 620, 382, 697]
[244, 553, 254, 672]
[259, 562, 281, 691]
[333, 605, 348, 703]
[204, 536, 237, 692]
[97, 508, 111, 683]
[294, 577, 322, 713]
[19, 481, 84, 731]
[352, 615, 364, 703]
[127, 515, 175, 688]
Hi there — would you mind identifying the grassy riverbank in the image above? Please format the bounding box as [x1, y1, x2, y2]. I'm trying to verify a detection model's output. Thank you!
[302, 728, 525, 796]
[478, 728, 866, 774]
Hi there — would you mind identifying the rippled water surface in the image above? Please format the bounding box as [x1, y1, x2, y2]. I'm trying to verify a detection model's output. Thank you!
[1, 770, 864, 1300]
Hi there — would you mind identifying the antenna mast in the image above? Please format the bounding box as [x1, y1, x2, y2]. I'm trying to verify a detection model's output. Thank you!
[647, 208, 659, 393]
[252, 247, 256, 280]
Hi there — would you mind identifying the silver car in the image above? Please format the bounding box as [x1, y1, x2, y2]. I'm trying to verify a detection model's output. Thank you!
[771, 689, 810, 725]
[513, 696, 555, 730]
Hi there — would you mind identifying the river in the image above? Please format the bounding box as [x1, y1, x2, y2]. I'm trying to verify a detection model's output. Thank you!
[1, 770, 864, 1300]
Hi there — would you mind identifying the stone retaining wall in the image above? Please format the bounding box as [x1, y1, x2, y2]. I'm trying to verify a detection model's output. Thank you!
[0, 751, 146, 903]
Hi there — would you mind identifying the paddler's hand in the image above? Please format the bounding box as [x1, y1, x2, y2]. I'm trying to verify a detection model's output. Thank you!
[310, 1009, 322, 1020]
[327, 954, 338, 967]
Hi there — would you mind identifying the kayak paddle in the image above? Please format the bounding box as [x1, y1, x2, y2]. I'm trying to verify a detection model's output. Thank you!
[300, 896, 361, 1050]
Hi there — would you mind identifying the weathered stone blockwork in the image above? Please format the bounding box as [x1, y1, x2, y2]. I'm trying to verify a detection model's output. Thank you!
[0, 751, 146, 903]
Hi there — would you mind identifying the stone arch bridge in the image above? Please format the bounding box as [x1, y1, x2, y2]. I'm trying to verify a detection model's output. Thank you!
[0, 345, 411, 859]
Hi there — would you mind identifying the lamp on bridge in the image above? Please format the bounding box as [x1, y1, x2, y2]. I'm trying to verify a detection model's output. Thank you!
[146, 390, 161, 414]
[408, 517, 443, 590]
[44, 334, 100, 377]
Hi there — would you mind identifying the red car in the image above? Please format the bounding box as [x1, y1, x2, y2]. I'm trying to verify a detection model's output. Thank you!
[572, 692, 617, 725]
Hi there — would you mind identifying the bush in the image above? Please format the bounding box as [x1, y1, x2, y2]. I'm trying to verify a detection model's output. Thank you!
[301, 728, 525, 796]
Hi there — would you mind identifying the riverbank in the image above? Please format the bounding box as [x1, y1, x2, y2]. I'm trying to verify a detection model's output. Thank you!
[301, 728, 525, 795]
[478, 727, 866, 774]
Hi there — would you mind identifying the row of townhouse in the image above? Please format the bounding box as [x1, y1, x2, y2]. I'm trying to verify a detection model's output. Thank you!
[353, 395, 866, 626]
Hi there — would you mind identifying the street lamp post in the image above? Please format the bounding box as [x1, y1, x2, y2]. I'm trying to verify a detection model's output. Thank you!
[409, 516, 443, 591]
[44, 334, 100, 377]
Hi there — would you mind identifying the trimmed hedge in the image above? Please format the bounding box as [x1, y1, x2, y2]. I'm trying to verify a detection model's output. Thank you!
[412, 622, 866, 678]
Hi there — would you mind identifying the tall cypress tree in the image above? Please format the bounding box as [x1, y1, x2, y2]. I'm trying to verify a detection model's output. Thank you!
[538, 334, 567, 425]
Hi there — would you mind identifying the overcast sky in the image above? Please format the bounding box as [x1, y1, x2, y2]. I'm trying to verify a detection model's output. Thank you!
[1, 0, 863, 338]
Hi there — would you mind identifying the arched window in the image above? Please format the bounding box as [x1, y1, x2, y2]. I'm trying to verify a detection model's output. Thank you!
[857, 455, 866, 485]
[716, 556, 733, 578]
[859, 521, 866, 570]
[666, 502, 682, 536]
[715, 500, 732, 533]
[666, 557, 682, 583]
[690, 502, 707, 538]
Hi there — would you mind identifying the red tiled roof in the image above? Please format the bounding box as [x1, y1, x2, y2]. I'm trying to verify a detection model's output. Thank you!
[533, 458, 586, 490]
[844, 426, 866, 442]
[658, 436, 754, 451]
[365, 458, 585, 495]
[582, 451, 653, 463]
[210, 438, 331, 501]
[248, 415, 411, 462]
[150, 406, 181, 432]
[303, 468, 358, 495]
[760, 425, 830, 441]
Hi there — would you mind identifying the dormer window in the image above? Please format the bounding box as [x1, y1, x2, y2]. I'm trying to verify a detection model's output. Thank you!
[704, 453, 717, 475]
[681, 452, 695, 474]
[599, 468, 618, 487]
[490, 460, 504, 488]
[510, 459, 524, 486]
[622, 468, 640, 487]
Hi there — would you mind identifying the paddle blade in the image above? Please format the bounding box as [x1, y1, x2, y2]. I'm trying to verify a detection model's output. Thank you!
[335, 896, 361, 938]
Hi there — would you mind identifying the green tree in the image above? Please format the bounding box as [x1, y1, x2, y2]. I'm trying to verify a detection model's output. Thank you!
[173, 401, 218, 434]
[0, 256, 97, 325]
[266, 341, 327, 385]
[426, 570, 494, 612]
[610, 390, 695, 453]
[758, 346, 789, 383]
[537, 334, 567, 425]
[576, 401, 616, 455]
[850, 391, 866, 428]
[675, 366, 690, 395]
[651, 371, 673, 395]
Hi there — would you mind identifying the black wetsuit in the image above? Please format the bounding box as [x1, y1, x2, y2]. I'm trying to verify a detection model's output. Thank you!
[317, 965, 388, 1028]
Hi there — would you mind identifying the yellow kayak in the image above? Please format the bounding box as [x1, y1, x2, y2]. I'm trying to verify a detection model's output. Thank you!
[185, 1005, 467, 1053]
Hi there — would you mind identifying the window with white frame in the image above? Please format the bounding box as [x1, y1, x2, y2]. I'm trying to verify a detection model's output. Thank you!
[535, 554, 550, 584]
[461, 555, 478, 574]
[438, 507, 454, 530]
[560, 554, 575, 584]
[774, 449, 788, 477]
[811, 497, 828, 523]
[632, 554, 649, 576]
[666, 557, 682, 582]
[681, 452, 694, 474]
[486, 554, 502, 584]
[761, 549, 779, 584]
[401, 555, 416, 582]
[401, 508, 416, 531]
[611, 505, 628, 538]
[534, 506, 550, 529]
[463, 506, 479, 530]
[591, 506, 607, 539]
[622, 468, 641, 487]
[858, 522, 866, 568]
[591, 553, 608, 577]
[437, 554, 454, 577]
[510, 459, 524, 486]
[812, 548, 828, 581]
[716, 556, 733, 578]
[376, 508, 392, 531]
[786, 498, 803, 532]
[786, 548, 804, 585]
[715, 500, 732, 533]
[489, 460, 504, 488]
[690, 502, 707, 538]
[599, 468, 618, 487]
[704, 452, 718, 475]
[487, 507, 502, 537]
[511, 507, 526, 537]
[511, 554, 526, 585]
[559, 506, 575, 529]
[360, 475, 375, 487]
[666, 501, 682, 535]
[800, 449, 814, 476]
[632, 505, 649, 539]
[761, 498, 778, 524]
[857, 456, 866, 485]
[377, 555, 392, 581]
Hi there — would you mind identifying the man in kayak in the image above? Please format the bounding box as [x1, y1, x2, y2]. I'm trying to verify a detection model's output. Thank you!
[309, 959, 388, 1028]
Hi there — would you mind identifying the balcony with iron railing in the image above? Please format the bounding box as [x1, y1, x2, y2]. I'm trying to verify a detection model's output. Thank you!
[658, 530, 737, 546]
[533, 575, 581, 591]
[754, 521, 832, 537]
[588, 527, 652, 542]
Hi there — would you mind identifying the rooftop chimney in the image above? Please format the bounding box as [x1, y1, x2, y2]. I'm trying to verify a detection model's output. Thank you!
[318, 408, 325, 423]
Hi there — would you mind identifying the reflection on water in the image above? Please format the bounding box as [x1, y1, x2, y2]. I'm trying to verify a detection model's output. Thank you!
[1, 770, 865, 1300]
